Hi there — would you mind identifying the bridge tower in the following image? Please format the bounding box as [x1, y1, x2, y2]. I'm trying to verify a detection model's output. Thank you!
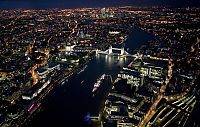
[96, 49, 99, 54]
[108, 45, 112, 54]
[120, 47, 125, 55]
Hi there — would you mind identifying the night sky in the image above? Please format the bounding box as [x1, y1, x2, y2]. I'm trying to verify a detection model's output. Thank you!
[0, 0, 200, 9]
[0, 0, 199, 9]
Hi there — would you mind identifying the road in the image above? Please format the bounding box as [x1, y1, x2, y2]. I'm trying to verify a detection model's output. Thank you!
[139, 59, 173, 127]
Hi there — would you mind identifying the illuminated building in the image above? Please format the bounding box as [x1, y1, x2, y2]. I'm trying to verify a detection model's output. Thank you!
[36, 63, 60, 78]
[22, 80, 50, 100]
[117, 120, 133, 127]
[118, 68, 144, 91]
[140, 65, 163, 79]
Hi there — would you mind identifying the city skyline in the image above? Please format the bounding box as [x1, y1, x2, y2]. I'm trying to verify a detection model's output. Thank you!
[0, 0, 200, 9]
[0, 1, 199, 127]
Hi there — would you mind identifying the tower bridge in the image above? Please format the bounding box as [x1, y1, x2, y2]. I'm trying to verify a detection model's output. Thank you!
[62, 44, 143, 60]
[96, 45, 142, 59]
[96, 45, 129, 56]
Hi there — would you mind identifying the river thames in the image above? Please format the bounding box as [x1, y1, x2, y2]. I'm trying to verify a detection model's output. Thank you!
[27, 26, 154, 127]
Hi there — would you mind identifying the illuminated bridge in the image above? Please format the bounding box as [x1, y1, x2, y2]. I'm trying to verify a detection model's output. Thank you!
[63, 44, 143, 60]
[96, 45, 143, 60]
[96, 45, 129, 56]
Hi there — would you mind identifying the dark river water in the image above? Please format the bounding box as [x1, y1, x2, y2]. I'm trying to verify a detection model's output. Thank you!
[28, 26, 154, 127]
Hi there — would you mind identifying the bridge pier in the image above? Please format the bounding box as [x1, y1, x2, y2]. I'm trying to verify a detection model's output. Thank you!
[96, 49, 99, 54]
[120, 47, 125, 55]
[108, 45, 112, 54]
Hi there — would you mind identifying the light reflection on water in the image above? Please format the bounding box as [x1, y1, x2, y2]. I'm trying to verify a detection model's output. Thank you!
[28, 26, 155, 127]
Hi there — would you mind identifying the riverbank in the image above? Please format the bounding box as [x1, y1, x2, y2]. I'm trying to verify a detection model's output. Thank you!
[25, 26, 155, 127]
[20, 52, 95, 127]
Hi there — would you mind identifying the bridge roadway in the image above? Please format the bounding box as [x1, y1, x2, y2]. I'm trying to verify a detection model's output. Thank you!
[63, 45, 170, 62]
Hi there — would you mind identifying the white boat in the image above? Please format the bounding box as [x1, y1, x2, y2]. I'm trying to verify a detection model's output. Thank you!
[92, 74, 105, 94]
[77, 65, 88, 74]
